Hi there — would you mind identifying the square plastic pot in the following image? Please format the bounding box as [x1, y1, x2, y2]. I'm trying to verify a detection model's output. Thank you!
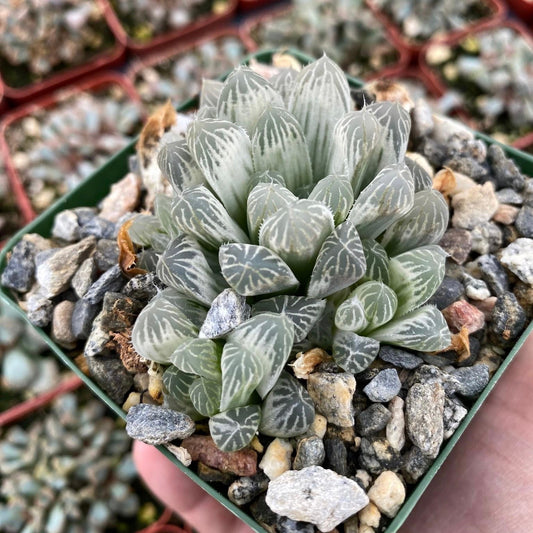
[1, 49, 533, 533]
[103, 0, 238, 55]
[0, 0, 126, 104]
[0, 72, 145, 225]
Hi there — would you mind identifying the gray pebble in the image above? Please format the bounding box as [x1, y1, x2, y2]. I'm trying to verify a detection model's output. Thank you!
[293, 436, 325, 470]
[250, 494, 278, 531]
[401, 446, 434, 484]
[276, 517, 315, 533]
[439, 228, 472, 264]
[489, 291, 527, 346]
[476, 254, 509, 295]
[85, 355, 133, 404]
[84, 265, 126, 305]
[1, 240, 36, 292]
[227, 472, 269, 506]
[51, 300, 77, 349]
[51, 210, 81, 242]
[356, 404, 392, 436]
[358, 437, 402, 475]
[199, 288, 251, 339]
[496, 188, 523, 206]
[444, 156, 488, 182]
[448, 365, 490, 398]
[125, 404, 195, 445]
[427, 276, 464, 310]
[515, 206, 533, 239]
[71, 257, 97, 298]
[363, 369, 401, 403]
[463, 274, 491, 301]
[470, 222, 502, 255]
[323, 438, 348, 476]
[99, 292, 143, 332]
[34, 248, 58, 267]
[405, 381, 445, 458]
[80, 216, 116, 240]
[84, 313, 111, 357]
[36, 237, 96, 298]
[121, 272, 163, 303]
[488, 144, 525, 190]
[443, 397, 468, 440]
[378, 345, 423, 369]
[523, 178, 533, 207]
[500, 238, 533, 285]
[26, 291, 54, 327]
[73, 207, 98, 225]
[71, 299, 100, 340]
[94, 239, 119, 272]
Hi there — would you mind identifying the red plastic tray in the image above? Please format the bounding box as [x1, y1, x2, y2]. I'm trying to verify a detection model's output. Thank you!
[0, 0, 126, 104]
[104, 0, 238, 56]
[364, 0, 506, 59]
[506, 0, 533, 21]
[238, 0, 287, 12]
[420, 19, 533, 140]
[0, 72, 144, 224]
[240, 4, 410, 80]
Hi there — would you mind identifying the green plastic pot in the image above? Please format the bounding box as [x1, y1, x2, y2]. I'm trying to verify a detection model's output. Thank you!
[1, 49, 532, 533]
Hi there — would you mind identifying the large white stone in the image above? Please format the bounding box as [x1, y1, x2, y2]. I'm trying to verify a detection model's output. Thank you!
[265, 466, 369, 532]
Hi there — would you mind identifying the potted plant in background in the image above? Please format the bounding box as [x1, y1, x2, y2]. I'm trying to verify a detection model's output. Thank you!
[0, 51, 532, 532]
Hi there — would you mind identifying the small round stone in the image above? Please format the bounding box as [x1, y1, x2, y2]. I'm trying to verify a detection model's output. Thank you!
[125, 404, 195, 445]
[378, 345, 423, 369]
[427, 277, 464, 310]
[367, 471, 406, 518]
[356, 404, 392, 436]
[363, 369, 401, 403]
[293, 436, 325, 470]
[449, 365, 490, 398]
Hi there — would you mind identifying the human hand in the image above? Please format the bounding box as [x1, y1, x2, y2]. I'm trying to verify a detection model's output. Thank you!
[133, 335, 533, 533]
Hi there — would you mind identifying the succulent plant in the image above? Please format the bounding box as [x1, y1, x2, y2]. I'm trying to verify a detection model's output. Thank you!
[369, 0, 492, 43]
[249, 0, 399, 78]
[0, 393, 140, 533]
[0, 0, 115, 88]
[7, 88, 142, 213]
[129, 56, 451, 452]
[133, 37, 247, 111]
[110, 0, 230, 44]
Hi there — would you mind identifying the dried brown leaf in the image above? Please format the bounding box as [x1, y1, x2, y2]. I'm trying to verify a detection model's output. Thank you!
[117, 218, 147, 278]
[433, 167, 456, 200]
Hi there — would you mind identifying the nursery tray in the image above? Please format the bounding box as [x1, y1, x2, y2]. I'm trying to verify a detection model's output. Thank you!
[0, 71, 144, 226]
[104, 0, 238, 55]
[364, 0, 506, 58]
[0, 0, 126, 103]
[1, 49, 533, 533]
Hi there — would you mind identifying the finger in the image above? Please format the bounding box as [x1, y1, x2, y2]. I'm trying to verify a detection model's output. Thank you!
[400, 334, 533, 532]
[133, 440, 255, 533]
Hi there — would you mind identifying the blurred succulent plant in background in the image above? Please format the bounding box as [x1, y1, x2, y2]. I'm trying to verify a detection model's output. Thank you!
[0, 393, 140, 533]
[6, 88, 142, 213]
[0, 163, 20, 245]
[128, 56, 451, 452]
[0, 0, 115, 88]
[110, 0, 230, 44]
[249, 0, 399, 78]
[369, 0, 492, 43]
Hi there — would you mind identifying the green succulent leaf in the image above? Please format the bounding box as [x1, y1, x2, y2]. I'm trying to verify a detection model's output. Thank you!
[248, 170, 286, 191]
[288, 55, 351, 179]
[170, 338, 222, 381]
[209, 404, 261, 452]
[306, 300, 336, 351]
[190, 377, 222, 417]
[171, 185, 250, 250]
[158, 288, 208, 328]
[332, 330, 380, 374]
[246, 182, 297, 242]
[217, 66, 284, 132]
[370, 305, 451, 351]
[368, 101, 411, 166]
[353, 281, 398, 331]
[252, 106, 313, 192]
[162, 366, 202, 420]
[405, 156, 433, 192]
[334, 296, 368, 333]
[252, 295, 327, 343]
[259, 371, 315, 438]
[157, 235, 223, 306]
[307, 220, 366, 299]
[187, 119, 253, 226]
[219, 243, 299, 296]
[131, 294, 198, 364]
[270, 68, 298, 104]
[228, 313, 294, 399]
[329, 109, 385, 196]
[128, 215, 166, 248]
[308, 174, 354, 224]
[259, 199, 335, 280]
[348, 163, 414, 240]
[361, 239, 390, 284]
[200, 79, 224, 109]
[220, 342, 264, 411]
[388, 245, 447, 316]
[380, 189, 449, 256]
[157, 139, 205, 195]
[197, 106, 217, 120]
[154, 194, 175, 237]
